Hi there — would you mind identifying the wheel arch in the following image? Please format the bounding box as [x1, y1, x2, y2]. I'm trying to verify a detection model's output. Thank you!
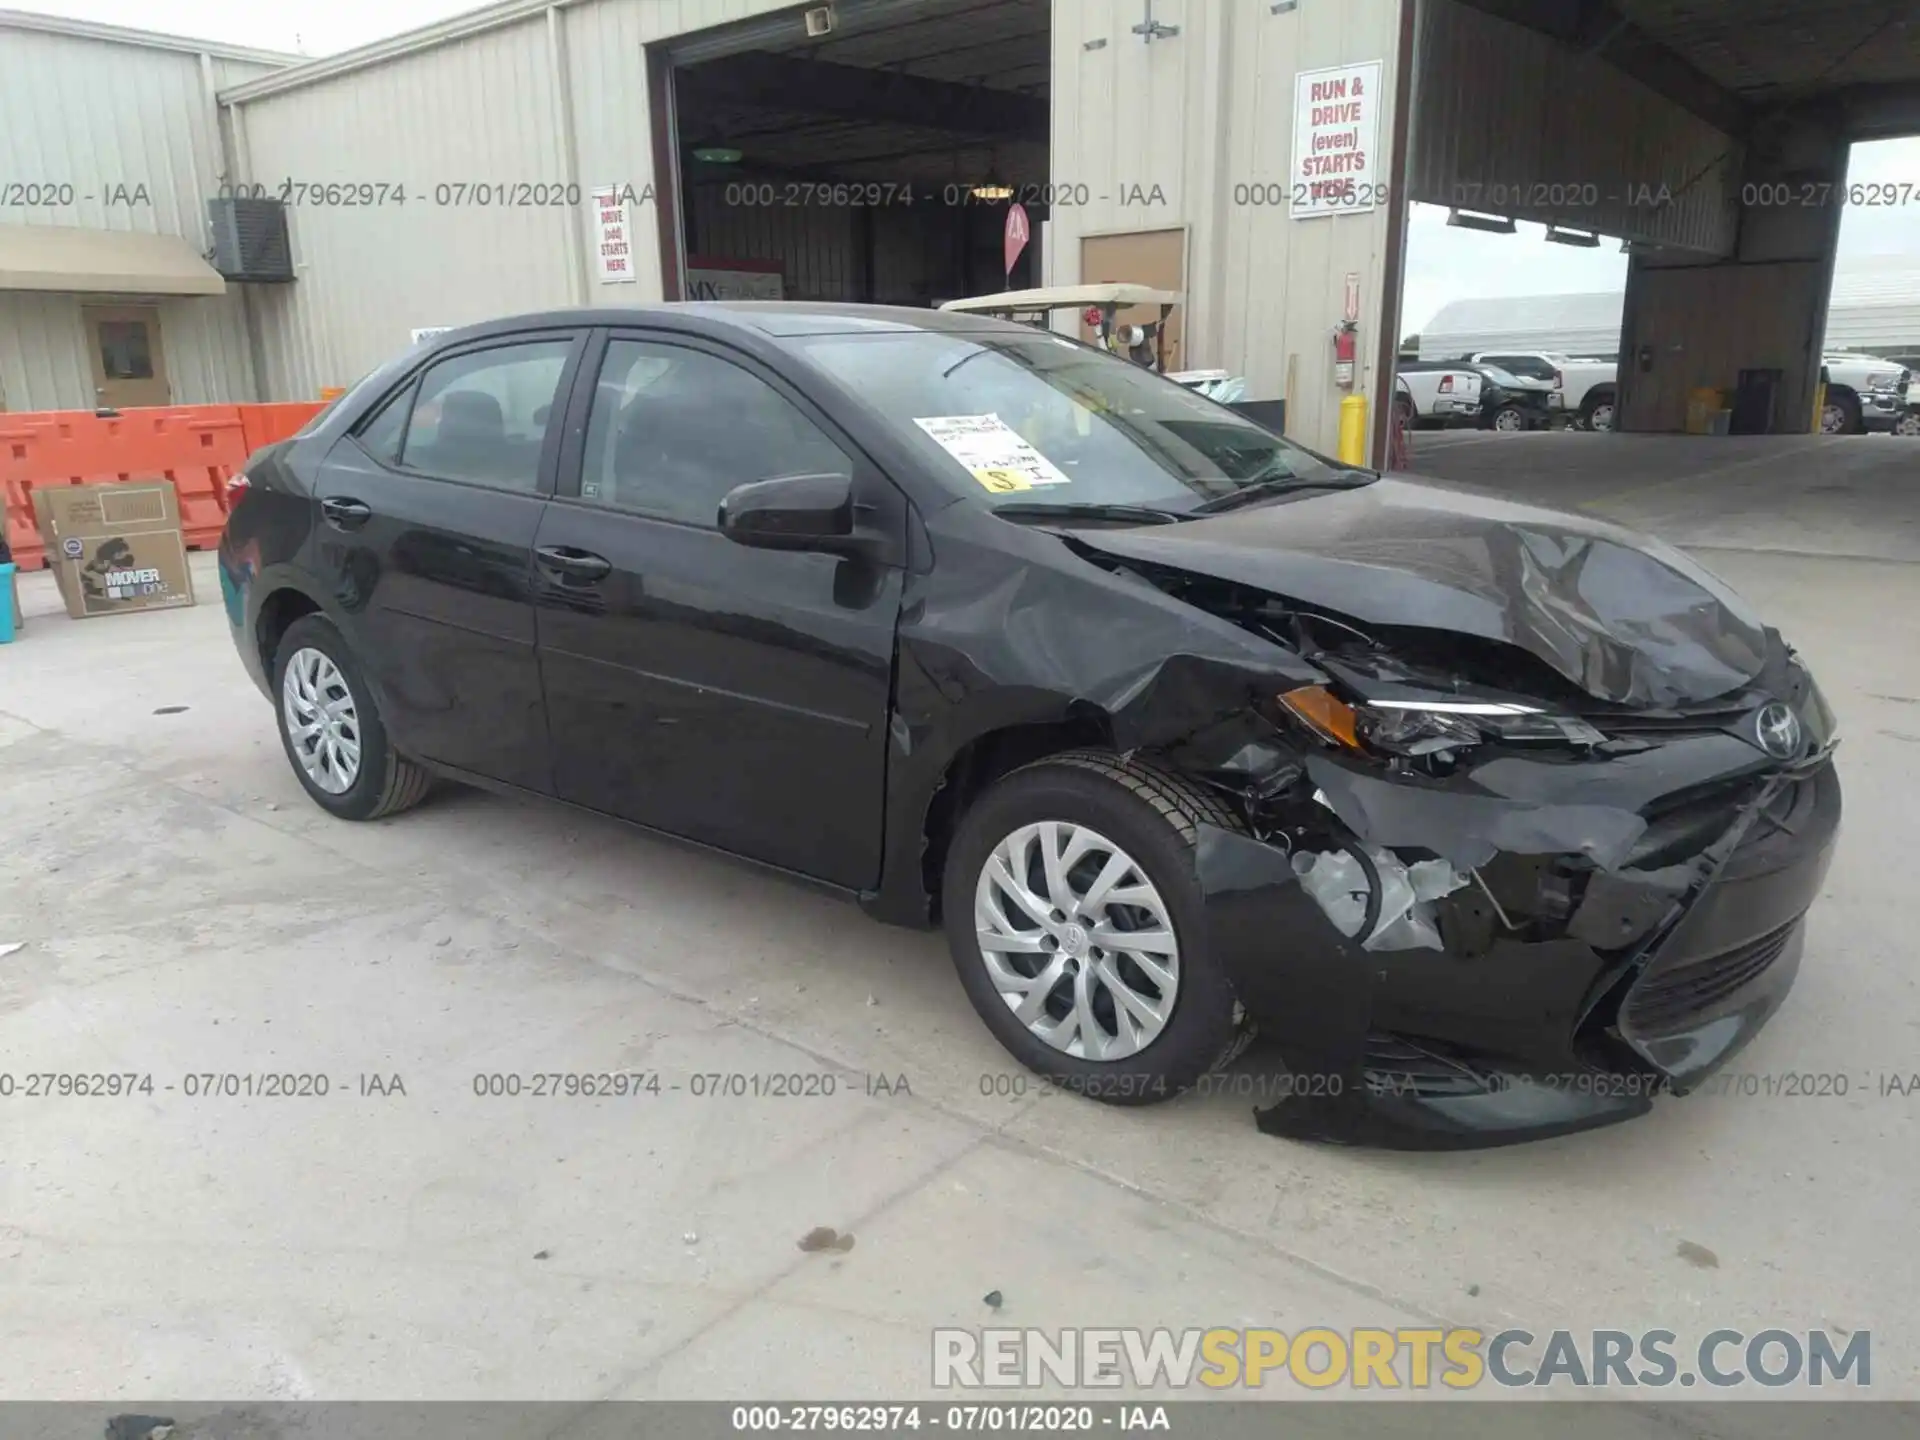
[255, 582, 325, 678]
[915, 707, 1119, 925]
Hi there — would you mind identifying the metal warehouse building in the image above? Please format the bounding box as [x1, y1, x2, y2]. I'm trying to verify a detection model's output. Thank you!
[0, 11, 296, 411]
[209, 0, 1404, 456]
[6, 0, 1920, 460]
[1421, 256, 1920, 362]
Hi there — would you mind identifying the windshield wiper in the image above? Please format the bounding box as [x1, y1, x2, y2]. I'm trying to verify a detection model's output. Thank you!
[1190, 470, 1369, 515]
[994, 501, 1187, 526]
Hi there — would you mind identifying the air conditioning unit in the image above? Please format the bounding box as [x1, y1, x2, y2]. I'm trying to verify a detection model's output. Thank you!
[207, 197, 295, 282]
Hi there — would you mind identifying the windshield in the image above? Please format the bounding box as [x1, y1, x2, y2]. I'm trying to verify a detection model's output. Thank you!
[796, 329, 1362, 514]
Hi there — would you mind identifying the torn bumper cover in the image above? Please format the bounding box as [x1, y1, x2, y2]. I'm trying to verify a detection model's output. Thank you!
[1192, 744, 1841, 1151]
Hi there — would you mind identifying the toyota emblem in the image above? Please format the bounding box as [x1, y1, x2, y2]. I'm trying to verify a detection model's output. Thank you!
[1753, 702, 1802, 760]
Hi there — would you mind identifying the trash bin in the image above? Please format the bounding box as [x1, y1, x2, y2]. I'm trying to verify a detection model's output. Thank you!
[1730, 368, 1784, 435]
[1686, 388, 1728, 434]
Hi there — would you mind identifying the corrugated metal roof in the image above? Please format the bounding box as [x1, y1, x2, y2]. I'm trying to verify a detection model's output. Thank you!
[1421, 255, 1920, 358]
[0, 7, 300, 65]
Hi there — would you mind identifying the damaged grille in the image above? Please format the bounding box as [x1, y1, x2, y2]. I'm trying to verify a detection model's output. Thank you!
[1624, 921, 1797, 1034]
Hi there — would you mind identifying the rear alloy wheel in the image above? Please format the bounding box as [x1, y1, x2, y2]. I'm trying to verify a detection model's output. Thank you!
[272, 614, 432, 821]
[943, 751, 1250, 1102]
[1583, 395, 1617, 432]
[1893, 410, 1920, 438]
[1491, 405, 1526, 432]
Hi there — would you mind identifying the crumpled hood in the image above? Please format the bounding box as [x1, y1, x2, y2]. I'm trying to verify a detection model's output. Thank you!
[1073, 477, 1771, 708]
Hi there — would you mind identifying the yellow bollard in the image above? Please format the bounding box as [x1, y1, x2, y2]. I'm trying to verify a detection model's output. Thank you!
[1811, 382, 1828, 434]
[1338, 393, 1369, 466]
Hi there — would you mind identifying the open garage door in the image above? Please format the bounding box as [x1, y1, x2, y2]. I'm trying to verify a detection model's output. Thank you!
[652, 0, 1049, 307]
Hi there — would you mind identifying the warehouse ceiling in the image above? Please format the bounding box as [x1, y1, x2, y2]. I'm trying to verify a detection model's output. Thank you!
[674, 0, 1049, 190]
[1611, 0, 1920, 98]
[1464, 0, 1920, 137]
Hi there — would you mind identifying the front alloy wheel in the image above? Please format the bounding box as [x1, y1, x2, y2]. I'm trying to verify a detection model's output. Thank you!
[975, 821, 1178, 1061]
[942, 750, 1251, 1103]
[1894, 410, 1920, 437]
[1491, 405, 1526, 432]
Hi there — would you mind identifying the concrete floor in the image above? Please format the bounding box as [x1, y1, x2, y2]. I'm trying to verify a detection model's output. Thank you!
[1, 433, 1916, 1406]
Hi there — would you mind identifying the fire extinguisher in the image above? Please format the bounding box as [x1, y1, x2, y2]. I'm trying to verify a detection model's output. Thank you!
[1332, 320, 1358, 389]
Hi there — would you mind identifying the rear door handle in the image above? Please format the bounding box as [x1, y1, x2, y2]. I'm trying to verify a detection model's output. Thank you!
[535, 545, 612, 583]
[320, 496, 372, 530]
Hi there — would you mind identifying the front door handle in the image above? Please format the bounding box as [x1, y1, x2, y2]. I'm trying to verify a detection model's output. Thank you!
[535, 545, 612, 583]
[320, 496, 372, 530]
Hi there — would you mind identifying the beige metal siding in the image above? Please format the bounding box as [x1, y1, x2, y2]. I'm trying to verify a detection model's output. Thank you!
[232, 0, 798, 395]
[1407, 0, 1740, 256]
[0, 27, 261, 408]
[236, 17, 575, 398]
[1049, 0, 1407, 453]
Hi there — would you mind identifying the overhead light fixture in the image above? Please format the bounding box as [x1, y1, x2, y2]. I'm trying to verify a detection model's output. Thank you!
[1544, 225, 1602, 248]
[691, 145, 743, 164]
[1621, 238, 1657, 254]
[970, 180, 1015, 200]
[1446, 208, 1516, 235]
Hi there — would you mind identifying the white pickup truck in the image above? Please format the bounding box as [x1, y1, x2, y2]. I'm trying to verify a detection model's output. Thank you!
[1820, 353, 1913, 434]
[1469, 351, 1618, 430]
[1464, 349, 1912, 434]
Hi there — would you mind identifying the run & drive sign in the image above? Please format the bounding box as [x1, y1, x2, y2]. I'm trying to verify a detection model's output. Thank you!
[1291, 61, 1385, 219]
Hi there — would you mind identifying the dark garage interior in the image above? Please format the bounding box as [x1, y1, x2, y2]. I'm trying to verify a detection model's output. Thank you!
[664, 0, 1050, 306]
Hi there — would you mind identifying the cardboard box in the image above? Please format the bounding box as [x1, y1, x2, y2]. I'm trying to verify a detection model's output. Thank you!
[30, 481, 196, 620]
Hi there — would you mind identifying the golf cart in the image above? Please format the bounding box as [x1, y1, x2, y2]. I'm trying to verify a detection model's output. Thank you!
[939, 283, 1183, 373]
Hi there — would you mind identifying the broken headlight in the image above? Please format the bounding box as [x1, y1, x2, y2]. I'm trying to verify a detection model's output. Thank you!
[1280, 687, 1606, 758]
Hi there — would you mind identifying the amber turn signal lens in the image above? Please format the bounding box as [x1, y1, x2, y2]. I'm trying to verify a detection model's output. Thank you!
[1279, 685, 1363, 751]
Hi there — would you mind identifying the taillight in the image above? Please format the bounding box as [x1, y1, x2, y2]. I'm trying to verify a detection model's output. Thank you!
[1439, 375, 1454, 393]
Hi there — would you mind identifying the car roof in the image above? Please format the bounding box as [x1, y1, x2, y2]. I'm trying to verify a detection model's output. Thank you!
[419, 301, 1030, 346]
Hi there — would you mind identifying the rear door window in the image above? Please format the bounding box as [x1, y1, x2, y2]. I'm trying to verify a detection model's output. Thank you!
[392, 340, 575, 492]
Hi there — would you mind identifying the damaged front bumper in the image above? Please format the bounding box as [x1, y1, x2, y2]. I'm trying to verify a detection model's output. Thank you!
[1193, 737, 1841, 1151]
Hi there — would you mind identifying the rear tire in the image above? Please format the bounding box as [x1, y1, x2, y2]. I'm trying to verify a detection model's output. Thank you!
[1894, 409, 1920, 438]
[272, 614, 431, 822]
[942, 750, 1250, 1105]
[1580, 389, 1617, 432]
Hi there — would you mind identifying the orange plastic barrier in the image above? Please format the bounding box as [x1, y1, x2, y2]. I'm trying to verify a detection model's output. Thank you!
[1, 401, 324, 570]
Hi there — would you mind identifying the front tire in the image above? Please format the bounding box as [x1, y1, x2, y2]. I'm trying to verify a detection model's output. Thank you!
[942, 751, 1249, 1104]
[1822, 388, 1862, 435]
[272, 614, 431, 821]
[1489, 404, 1526, 432]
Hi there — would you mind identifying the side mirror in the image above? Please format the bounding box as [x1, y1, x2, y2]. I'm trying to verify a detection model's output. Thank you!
[718, 472, 859, 554]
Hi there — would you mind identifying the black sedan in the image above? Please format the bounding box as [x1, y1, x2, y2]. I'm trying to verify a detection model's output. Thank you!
[218, 304, 1841, 1149]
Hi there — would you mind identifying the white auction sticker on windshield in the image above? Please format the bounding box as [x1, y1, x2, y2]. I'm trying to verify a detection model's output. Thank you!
[914, 414, 1071, 494]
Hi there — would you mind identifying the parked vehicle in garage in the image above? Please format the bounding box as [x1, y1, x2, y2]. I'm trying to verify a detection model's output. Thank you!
[220, 303, 1841, 1150]
[1394, 362, 1485, 428]
[1397, 361, 1554, 432]
[1820, 353, 1911, 434]
[1470, 351, 1618, 430]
